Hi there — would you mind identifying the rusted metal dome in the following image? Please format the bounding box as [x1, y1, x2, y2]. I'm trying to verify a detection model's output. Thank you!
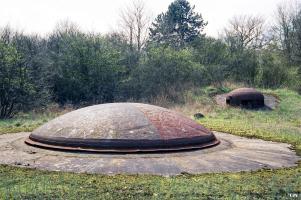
[226, 88, 264, 108]
[25, 103, 219, 152]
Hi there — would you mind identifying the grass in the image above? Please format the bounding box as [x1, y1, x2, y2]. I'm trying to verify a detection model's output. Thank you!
[0, 165, 300, 199]
[0, 113, 56, 134]
[0, 106, 71, 134]
[196, 88, 301, 154]
[0, 87, 301, 199]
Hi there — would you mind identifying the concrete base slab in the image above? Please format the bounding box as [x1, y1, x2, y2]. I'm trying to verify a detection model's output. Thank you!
[0, 132, 299, 176]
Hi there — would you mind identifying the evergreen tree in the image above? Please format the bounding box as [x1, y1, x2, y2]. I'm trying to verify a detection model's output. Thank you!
[149, 0, 207, 47]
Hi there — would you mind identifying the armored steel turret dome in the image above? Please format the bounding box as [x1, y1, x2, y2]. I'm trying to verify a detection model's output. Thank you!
[226, 88, 265, 108]
[25, 103, 219, 152]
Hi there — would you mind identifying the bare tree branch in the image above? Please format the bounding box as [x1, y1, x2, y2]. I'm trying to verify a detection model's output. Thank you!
[118, 0, 151, 52]
[223, 15, 266, 50]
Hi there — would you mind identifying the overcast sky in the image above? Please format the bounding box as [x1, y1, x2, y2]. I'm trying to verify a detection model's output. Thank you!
[0, 0, 292, 37]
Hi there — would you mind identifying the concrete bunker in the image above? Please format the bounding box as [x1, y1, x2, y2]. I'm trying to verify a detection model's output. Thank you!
[25, 103, 219, 153]
[226, 88, 265, 108]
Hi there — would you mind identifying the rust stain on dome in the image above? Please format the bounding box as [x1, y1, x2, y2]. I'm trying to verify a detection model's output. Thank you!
[25, 103, 219, 152]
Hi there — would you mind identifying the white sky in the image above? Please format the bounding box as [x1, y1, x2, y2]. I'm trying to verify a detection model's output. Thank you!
[0, 0, 292, 37]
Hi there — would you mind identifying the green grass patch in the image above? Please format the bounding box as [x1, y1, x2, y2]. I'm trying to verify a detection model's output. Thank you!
[0, 88, 300, 199]
[0, 165, 300, 199]
[0, 112, 60, 134]
[198, 88, 301, 154]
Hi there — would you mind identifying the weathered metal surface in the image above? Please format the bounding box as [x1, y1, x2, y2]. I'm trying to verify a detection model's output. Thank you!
[226, 88, 265, 108]
[25, 103, 219, 152]
[135, 104, 211, 139]
[1, 132, 299, 175]
[25, 136, 219, 153]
